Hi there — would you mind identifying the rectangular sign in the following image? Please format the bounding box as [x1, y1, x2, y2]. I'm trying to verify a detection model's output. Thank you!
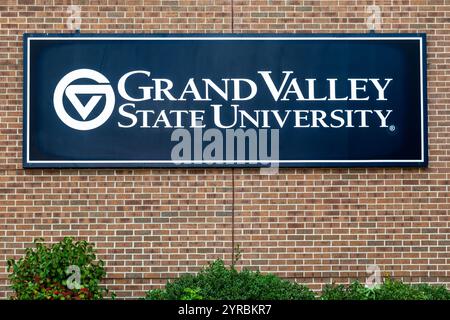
[23, 34, 427, 168]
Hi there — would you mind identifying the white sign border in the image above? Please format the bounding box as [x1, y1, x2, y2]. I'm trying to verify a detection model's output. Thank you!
[25, 35, 426, 166]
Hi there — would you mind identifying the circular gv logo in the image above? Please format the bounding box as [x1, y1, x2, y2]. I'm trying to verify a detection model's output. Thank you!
[53, 69, 115, 131]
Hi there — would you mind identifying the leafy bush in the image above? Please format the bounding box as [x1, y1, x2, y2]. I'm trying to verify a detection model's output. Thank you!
[375, 278, 450, 300]
[7, 237, 113, 300]
[147, 260, 450, 300]
[321, 279, 450, 300]
[320, 281, 375, 300]
[145, 259, 316, 300]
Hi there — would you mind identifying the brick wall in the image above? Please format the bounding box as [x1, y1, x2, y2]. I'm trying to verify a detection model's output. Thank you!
[0, 0, 449, 299]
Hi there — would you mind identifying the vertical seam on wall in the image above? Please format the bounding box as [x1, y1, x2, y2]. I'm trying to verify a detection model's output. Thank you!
[231, 167, 235, 265]
[230, 0, 236, 265]
[231, 0, 234, 34]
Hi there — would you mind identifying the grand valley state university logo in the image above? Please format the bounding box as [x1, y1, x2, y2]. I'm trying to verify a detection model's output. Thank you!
[53, 69, 115, 131]
[54, 68, 396, 132]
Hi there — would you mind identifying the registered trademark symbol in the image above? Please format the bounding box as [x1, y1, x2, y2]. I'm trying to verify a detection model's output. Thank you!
[389, 125, 396, 132]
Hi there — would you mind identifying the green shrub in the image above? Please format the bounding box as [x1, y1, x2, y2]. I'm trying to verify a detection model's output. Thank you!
[7, 237, 113, 300]
[145, 259, 316, 300]
[180, 288, 204, 300]
[146, 260, 450, 301]
[413, 283, 450, 300]
[375, 278, 450, 300]
[321, 278, 450, 300]
[321, 281, 376, 300]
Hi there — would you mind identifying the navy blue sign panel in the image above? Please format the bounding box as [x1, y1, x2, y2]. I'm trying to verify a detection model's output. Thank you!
[23, 34, 427, 168]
